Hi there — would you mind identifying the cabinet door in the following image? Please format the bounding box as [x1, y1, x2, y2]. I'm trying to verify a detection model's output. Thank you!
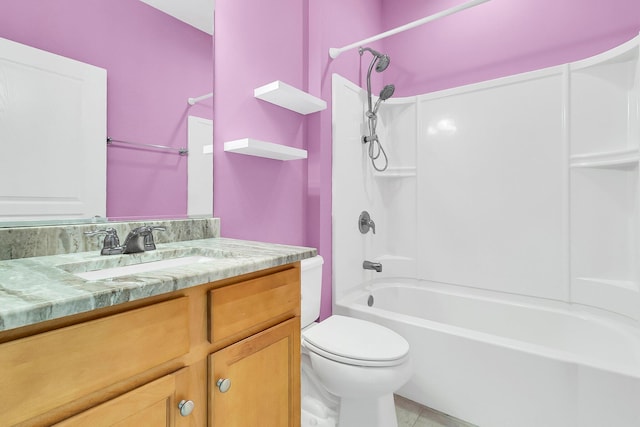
[0, 297, 189, 426]
[209, 317, 300, 427]
[54, 372, 178, 427]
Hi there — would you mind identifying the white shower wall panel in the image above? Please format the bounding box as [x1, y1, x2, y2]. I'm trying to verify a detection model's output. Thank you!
[568, 37, 640, 319]
[332, 74, 375, 302]
[416, 68, 570, 301]
[369, 176, 417, 269]
[571, 166, 637, 281]
[332, 74, 418, 303]
[371, 99, 418, 271]
[374, 99, 417, 171]
[570, 55, 638, 156]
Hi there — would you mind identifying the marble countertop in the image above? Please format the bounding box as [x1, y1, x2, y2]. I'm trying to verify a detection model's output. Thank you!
[0, 237, 316, 332]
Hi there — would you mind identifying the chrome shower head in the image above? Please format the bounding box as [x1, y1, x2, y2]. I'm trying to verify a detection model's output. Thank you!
[375, 54, 390, 72]
[379, 84, 395, 101]
[359, 47, 391, 72]
[372, 84, 395, 115]
[360, 46, 392, 113]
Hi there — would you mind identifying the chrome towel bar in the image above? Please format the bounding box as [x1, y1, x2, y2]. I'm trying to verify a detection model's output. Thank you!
[106, 137, 188, 156]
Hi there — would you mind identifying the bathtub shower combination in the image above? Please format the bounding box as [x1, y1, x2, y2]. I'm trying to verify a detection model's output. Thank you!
[332, 35, 640, 427]
[337, 280, 640, 427]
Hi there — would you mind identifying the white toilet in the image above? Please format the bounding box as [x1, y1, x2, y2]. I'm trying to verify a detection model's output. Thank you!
[301, 256, 412, 427]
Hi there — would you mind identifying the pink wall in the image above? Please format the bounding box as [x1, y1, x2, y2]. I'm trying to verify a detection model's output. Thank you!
[381, 0, 640, 96]
[0, 0, 213, 220]
[213, 0, 309, 245]
[213, 0, 384, 318]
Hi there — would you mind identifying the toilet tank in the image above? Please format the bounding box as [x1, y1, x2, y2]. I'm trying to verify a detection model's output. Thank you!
[301, 255, 324, 328]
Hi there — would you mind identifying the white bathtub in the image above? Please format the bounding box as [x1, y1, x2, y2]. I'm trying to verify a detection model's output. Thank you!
[335, 279, 640, 427]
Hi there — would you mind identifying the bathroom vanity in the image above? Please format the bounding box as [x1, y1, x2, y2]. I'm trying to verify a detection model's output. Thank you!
[0, 220, 314, 426]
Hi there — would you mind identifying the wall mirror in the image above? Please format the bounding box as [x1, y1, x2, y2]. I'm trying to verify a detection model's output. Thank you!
[0, 0, 214, 227]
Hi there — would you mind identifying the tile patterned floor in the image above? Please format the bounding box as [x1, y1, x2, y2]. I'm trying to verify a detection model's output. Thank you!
[395, 395, 478, 427]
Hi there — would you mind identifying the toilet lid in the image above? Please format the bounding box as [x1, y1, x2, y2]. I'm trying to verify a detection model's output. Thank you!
[302, 315, 409, 367]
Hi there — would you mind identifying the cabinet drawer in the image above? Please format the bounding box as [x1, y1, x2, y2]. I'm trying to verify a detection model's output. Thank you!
[0, 297, 189, 426]
[54, 371, 178, 427]
[209, 267, 300, 344]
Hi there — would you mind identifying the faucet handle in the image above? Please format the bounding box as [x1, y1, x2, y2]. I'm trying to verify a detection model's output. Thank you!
[84, 228, 123, 255]
[143, 226, 166, 251]
[368, 219, 376, 234]
[358, 211, 376, 235]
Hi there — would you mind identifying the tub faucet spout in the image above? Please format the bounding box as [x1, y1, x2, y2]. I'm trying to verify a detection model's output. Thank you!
[363, 260, 382, 272]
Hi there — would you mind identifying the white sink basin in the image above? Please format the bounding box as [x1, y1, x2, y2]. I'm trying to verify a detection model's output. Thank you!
[73, 256, 214, 281]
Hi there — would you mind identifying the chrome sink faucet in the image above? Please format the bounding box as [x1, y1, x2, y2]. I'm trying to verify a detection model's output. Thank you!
[122, 226, 166, 254]
[84, 228, 123, 255]
[84, 225, 166, 255]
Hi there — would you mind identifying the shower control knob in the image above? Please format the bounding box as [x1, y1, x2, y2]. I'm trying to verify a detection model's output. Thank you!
[178, 399, 195, 416]
[217, 378, 231, 393]
[359, 211, 376, 234]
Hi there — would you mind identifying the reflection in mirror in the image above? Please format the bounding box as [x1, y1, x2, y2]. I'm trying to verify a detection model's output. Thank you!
[0, 37, 107, 224]
[0, 0, 214, 226]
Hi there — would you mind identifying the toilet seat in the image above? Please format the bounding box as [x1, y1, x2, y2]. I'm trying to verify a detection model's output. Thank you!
[302, 315, 409, 367]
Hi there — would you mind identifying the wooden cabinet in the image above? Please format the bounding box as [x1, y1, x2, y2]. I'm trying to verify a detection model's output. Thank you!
[209, 318, 300, 427]
[208, 267, 301, 426]
[0, 263, 301, 427]
[0, 298, 190, 426]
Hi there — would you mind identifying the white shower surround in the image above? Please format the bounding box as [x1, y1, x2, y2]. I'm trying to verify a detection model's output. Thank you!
[332, 34, 640, 426]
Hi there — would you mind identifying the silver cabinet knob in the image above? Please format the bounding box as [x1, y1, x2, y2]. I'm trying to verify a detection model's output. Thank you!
[178, 399, 195, 416]
[216, 378, 231, 393]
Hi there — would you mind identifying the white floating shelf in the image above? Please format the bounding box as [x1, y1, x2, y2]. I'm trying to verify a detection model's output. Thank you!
[254, 80, 327, 115]
[570, 148, 640, 168]
[373, 167, 417, 178]
[224, 138, 307, 161]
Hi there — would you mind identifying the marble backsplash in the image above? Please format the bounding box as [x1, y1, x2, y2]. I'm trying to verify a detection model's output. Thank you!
[0, 218, 220, 260]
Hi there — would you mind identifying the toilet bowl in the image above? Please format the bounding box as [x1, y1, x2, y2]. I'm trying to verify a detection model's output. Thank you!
[301, 256, 412, 427]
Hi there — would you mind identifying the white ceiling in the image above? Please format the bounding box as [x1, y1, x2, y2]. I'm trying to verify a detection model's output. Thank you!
[139, 0, 215, 35]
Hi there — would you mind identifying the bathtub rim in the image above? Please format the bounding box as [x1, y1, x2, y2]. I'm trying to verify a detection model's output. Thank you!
[336, 277, 640, 380]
